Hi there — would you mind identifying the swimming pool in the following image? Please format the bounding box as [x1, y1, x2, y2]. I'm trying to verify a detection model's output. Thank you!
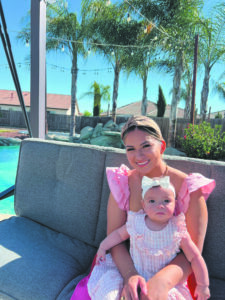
[0, 145, 20, 214]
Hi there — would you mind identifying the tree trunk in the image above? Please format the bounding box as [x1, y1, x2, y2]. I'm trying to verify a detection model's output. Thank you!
[169, 52, 183, 147]
[70, 52, 78, 137]
[112, 62, 120, 122]
[200, 63, 210, 121]
[107, 102, 110, 116]
[141, 71, 148, 116]
[184, 80, 192, 119]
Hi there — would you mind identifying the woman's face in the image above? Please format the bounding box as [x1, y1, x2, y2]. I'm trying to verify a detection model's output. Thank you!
[123, 128, 162, 175]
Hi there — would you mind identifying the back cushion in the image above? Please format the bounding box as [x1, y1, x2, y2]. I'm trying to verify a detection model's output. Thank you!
[15, 139, 106, 245]
[203, 163, 225, 280]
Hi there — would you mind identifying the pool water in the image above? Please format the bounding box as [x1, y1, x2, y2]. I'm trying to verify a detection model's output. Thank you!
[0, 145, 20, 214]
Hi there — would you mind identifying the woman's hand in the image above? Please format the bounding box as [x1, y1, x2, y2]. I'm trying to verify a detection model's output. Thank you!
[120, 275, 147, 300]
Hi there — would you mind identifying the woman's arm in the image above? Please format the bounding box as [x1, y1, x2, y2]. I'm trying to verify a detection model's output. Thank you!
[180, 234, 210, 299]
[141, 188, 208, 300]
[185, 189, 208, 252]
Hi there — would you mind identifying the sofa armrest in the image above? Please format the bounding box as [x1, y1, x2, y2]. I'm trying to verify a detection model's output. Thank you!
[0, 184, 15, 200]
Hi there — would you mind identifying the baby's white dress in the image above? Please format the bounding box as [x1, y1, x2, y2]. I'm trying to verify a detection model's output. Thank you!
[88, 211, 192, 300]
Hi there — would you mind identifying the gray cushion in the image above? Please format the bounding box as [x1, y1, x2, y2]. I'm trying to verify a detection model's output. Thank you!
[0, 216, 96, 300]
[203, 163, 225, 281]
[94, 149, 130, 246]
[163, 154, 212, 177]
[57, 273, 88, 300]
[15, 139, 106, 246]
[209, 277, 225, 300]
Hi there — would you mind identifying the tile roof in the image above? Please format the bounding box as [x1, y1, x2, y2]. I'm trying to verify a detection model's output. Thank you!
[0, 89, 79, 113]
[104, 100, 185, 118]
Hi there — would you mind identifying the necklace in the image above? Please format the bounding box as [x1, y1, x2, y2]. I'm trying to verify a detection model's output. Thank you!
[138, 163, 168, 180]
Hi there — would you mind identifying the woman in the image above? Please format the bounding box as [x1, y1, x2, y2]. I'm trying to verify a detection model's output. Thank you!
[71, 116, 215, 300]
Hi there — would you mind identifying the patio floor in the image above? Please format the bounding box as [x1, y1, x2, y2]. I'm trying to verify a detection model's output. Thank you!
[0, 214, 14, 221]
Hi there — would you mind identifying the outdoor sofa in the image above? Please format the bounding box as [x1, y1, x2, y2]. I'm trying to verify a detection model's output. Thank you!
[0, 138, 224, 300]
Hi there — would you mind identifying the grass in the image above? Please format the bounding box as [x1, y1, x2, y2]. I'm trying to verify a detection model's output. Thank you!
[0, 129, 18, 133]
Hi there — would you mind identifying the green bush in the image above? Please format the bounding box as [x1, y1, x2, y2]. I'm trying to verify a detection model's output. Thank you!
[215, 112, 222, 119]
[83, 110, 92, 117]
[179, 122, 225, 160]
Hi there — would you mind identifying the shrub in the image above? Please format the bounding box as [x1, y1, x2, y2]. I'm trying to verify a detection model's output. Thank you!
[179, 122, 225, 160]
[83, 111, 92, 117]
[215, 112, 222, 119]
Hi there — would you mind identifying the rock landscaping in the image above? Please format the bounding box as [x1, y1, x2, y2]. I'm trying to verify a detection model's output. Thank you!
[0, 122, 187, 156]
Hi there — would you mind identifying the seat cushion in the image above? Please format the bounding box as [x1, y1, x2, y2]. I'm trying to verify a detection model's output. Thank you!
[209, 277, 225, 299]
[0, 216, 96, 300]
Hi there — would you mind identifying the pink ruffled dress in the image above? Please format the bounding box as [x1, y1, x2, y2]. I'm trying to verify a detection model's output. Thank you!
[71, 165, 216, 300]
[88, 212, 193, 300]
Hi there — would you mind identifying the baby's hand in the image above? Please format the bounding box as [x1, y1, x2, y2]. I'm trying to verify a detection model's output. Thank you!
[96, 247, 106, 264]
[194, 285, 210, 300]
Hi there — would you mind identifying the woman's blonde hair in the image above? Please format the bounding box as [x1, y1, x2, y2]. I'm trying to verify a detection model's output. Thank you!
[121, 116, 164, 142]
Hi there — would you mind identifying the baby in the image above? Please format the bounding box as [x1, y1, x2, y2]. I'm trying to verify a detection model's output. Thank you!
[88, 176, 210, 300]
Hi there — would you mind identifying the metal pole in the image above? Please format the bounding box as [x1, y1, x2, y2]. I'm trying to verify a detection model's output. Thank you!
[190, 34, 199, 125]
[30, 0, 46, 138]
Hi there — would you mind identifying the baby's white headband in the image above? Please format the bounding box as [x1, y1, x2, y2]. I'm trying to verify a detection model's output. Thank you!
[142, 176, 176, 198]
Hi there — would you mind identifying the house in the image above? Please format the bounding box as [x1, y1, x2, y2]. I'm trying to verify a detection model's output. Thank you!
[102, 100, 185, 118]
[0, 90, 80, 115]
[209, 110, 225, 119]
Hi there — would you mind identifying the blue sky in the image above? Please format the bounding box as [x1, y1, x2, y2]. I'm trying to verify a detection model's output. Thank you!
[0, 0, 224, 114]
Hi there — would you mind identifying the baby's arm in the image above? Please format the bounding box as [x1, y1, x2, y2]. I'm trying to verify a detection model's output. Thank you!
[96, 224, 129, 264]
[180, 233, 210, 300]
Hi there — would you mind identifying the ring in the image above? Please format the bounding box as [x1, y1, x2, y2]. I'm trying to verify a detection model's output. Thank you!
[120, 297, 125, 300]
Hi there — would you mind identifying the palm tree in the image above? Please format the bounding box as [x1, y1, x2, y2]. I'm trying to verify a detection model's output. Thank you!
[180, 63, 194, 119]
[18, 0, 89, 137]
[123, 30, 158, 116]
[215, 82, 225, 100]
[213, 80, 225, 101]
[46, 1, 90, 136]
[81, 81, 111, 116]
[130, 0, 204, 146]
[82, 0, 141, 121]
[198, 3, 225, 120]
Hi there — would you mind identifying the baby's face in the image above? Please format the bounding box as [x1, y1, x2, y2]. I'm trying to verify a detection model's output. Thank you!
[142, 186, 175, 224]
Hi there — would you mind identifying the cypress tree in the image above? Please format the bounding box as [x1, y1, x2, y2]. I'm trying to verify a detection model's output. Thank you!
[93, 81, 101, 116]
[157, 85, 166, 117]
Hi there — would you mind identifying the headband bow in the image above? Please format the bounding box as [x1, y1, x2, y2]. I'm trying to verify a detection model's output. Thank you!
[142, 176, 176, 198]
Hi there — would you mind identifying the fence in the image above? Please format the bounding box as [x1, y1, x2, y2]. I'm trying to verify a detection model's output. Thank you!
[1, 109, 225, 144]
